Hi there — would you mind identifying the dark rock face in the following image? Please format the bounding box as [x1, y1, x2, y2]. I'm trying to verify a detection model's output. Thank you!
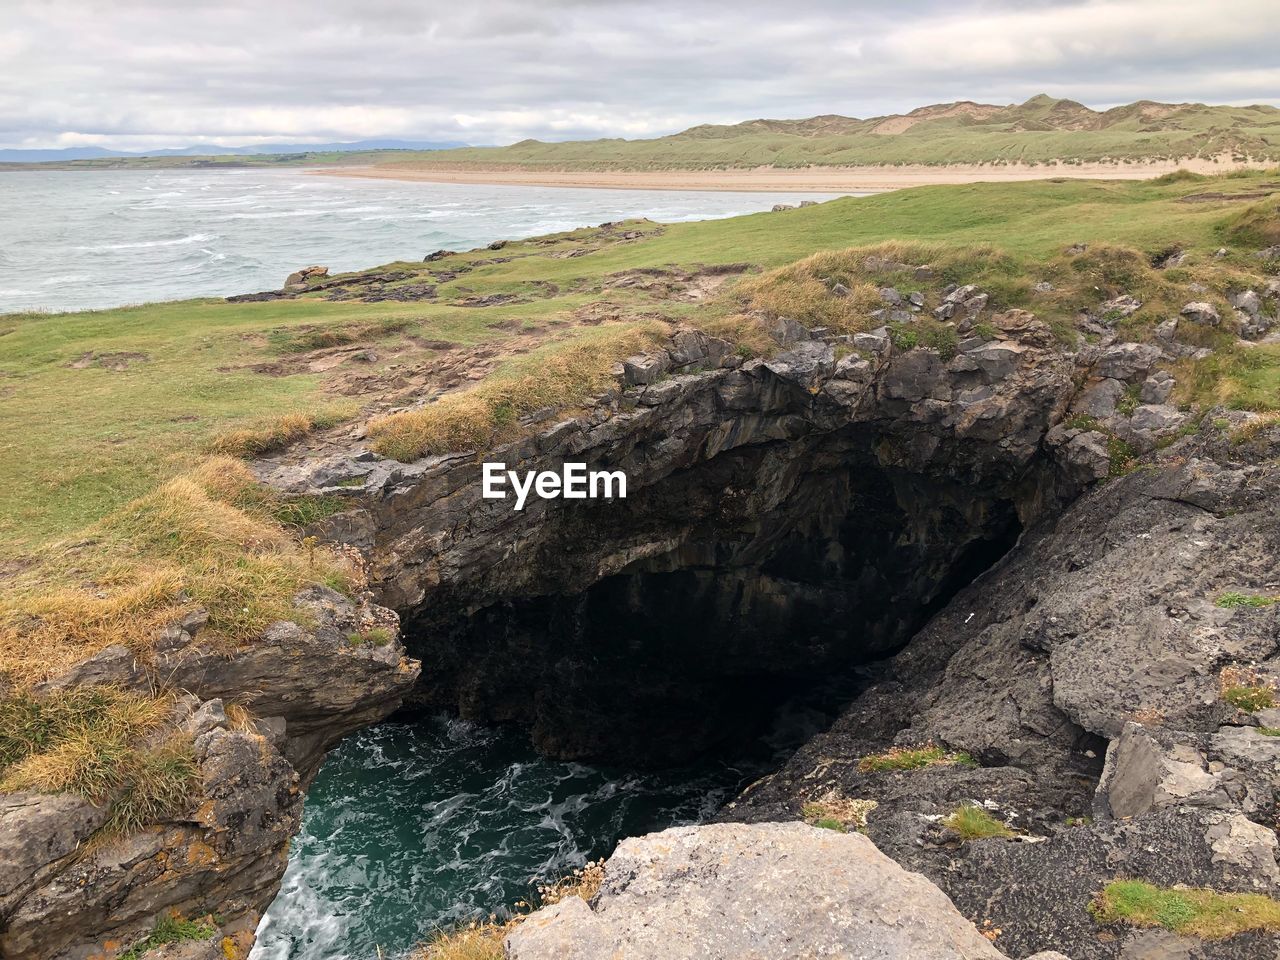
[722, 432, 1280, 959]
[263, 310, 1081, 762]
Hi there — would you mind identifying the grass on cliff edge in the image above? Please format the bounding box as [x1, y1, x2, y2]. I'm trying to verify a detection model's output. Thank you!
[0, 687, 199, 834]
[1091, 880, 1280, 940]
[0, 457, 354, 686]
[3, 170, 1279, 555]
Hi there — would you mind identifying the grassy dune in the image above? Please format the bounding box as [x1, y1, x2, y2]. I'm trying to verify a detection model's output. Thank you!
[10, 97, 1280, 175]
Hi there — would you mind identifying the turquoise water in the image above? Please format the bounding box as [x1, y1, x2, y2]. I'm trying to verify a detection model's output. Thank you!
[250, 679, 860, 960]
[0, 170, 847, 314]
[250, 717, 754, 960]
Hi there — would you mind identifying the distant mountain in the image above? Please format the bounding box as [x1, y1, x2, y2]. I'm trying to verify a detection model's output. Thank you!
[0, 139, 469, 164]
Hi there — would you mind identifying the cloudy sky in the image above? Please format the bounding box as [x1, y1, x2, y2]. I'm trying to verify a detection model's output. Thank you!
[2, 0, 1278, 151]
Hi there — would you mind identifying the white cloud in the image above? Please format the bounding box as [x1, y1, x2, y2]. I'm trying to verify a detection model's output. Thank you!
[0, 0, 1277, 150]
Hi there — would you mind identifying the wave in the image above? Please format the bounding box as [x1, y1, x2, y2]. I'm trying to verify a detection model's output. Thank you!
[75, 232, 215, 252]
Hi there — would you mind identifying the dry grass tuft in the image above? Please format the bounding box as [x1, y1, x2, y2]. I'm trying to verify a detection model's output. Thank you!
[0, 687, 198, 833]
[369, 323, 665, 461]
[208, 405, 353, 459]
[0, 457, 353, 685]
[802, 791, 878, 832]
[858, 742, 976, 773]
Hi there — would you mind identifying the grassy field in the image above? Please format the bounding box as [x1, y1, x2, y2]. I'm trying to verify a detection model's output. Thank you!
[3, 170, 1279, 554]
[7, 97, 1280, 175]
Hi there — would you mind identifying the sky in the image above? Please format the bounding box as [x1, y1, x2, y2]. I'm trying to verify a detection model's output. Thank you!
[2, 0, 1279, 151]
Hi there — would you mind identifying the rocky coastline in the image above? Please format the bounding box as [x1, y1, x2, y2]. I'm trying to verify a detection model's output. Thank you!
[7, 262, 1280, 958]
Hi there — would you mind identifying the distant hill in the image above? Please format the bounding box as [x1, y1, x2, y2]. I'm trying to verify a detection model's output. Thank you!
[361, 95, 1280, 171]
[7, 96, 1279, 173]
[0, 139, 469, 164]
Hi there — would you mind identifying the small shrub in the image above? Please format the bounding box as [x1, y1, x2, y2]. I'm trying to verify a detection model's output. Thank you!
[1091, 880, 1280, 940]
[1107, 436, 1138, 478]
[346, 627, 393, 647]
[858, 743, 976, 773]
[1116, 384, 1142, 417]
[1258, 727, 1280, 737]
[943, 804, 1014, 841]
[119, 913, 219, 960]
[1220, 665, 1277, 712]
[271, 495, 350, 528]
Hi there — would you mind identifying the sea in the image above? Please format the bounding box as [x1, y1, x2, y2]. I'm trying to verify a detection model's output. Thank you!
[0, 168, 847, 314]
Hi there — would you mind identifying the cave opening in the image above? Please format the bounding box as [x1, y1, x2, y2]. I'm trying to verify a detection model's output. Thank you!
[397, 428, 1027, 768]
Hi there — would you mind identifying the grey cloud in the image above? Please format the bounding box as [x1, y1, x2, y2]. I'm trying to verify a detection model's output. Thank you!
[0, 0, 1277, 149]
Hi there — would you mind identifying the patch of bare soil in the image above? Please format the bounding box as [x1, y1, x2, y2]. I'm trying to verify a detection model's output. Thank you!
[66, 351, 149, 371]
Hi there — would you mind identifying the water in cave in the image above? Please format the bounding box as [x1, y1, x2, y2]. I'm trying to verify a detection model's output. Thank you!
[250, 672, 868, 960]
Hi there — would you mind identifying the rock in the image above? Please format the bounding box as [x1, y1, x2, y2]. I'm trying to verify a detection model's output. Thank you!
[1071, 378, 1126, 419]
[1120, 404, 1188, 447]
[879, 286, 903, 305]
[1066, 243, 1088, 255]
[1098, 294, 1143, 322]
[770, 203, 795, 212]
[1232, 289, 1262, 317]
[1094, 723, 1231, 819]
[763, 341, 835, 388]
[830, 281, 852, 297]
[1061, 429, 1113, 482]
[282, 265, 327, 290]
[621, 353, 670, 387]
[761, 314, 812, 346]
[1180, 301, 1221, 326]
[851, 328, 891, 355]
[505, 822, 1011, 960]
[0, 792, 108, 919]
[487, 239, 508, 250]
[798, 199, 818, 207]
[1139, 371, 1175, 405]
[423, 249, 455, 262]
[908, 290, 926, 307]
[1033, 281, 1054, 293]
[1091, 342, 1161, 382]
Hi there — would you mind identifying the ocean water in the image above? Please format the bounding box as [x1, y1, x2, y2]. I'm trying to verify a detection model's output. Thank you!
[251, 675, 864, 960]
[0, 169, 847, 314]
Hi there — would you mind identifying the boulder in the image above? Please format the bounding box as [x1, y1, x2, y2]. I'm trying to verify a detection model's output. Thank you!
[621, 354, 670, 387]
[1091, 343, 1161, 382]
[282, 265, 327, 289]
[505, 822, 1013, 960]
[770, 203, 795, 212]
[1181, 301, 1221, 326]
[1139, 370, 1175, 405]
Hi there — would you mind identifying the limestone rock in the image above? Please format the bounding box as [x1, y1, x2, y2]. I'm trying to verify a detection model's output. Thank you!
[505, 822, 1011, 960]
[1181, 301, 1221, 326]
[283, 265, 327, 289]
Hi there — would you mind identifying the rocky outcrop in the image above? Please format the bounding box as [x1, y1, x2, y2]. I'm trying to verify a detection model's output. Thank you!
[261, 308, 1089, 761]
[0, 589, 420, 959]
[723, 427, 1280, 958]
[506, 821, 1023, 960]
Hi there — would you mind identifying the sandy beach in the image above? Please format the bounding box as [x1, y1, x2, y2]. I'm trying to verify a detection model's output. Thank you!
[314, 156, 1268, 193]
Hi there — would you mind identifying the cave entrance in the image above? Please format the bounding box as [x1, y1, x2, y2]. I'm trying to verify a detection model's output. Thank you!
[399, 429, 1024, 766]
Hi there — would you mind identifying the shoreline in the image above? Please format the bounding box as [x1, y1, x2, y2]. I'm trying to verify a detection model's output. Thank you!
[312, 156, 1272, 192]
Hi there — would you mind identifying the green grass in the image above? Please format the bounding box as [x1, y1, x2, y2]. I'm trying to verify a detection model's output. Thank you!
[1091, 880, 1280, 940]
[119, 913, 218, 960]
[943, 804, 1014, 840]
[858, 744, 976, 773]
[1223, 685, 1277, 712]
[1216, 592, 1277, 608]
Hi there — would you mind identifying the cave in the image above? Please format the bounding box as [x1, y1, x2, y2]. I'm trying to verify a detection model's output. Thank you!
[398, 425, 1026, 765]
